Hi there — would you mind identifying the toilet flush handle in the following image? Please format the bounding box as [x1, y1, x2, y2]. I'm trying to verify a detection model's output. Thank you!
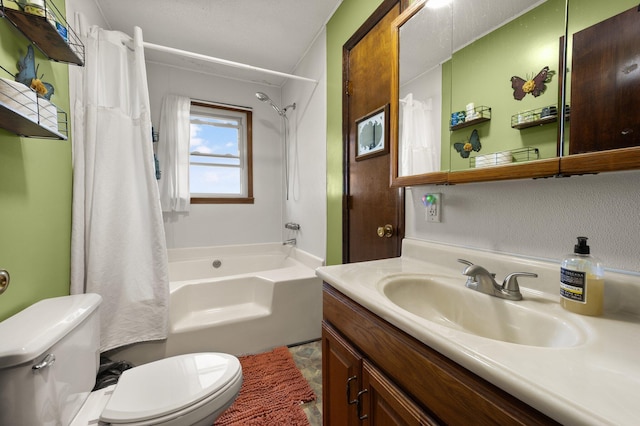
[32, 354, 56, 371]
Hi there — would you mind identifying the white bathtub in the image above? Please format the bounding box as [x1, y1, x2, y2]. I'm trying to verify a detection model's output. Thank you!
[106, 243, 324, 366]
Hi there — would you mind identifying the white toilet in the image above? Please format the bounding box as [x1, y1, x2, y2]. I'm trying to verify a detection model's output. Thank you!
[0, 294, 242, 425]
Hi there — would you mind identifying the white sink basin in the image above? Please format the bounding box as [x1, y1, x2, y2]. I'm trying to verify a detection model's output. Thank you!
[379, 274, 586, 348]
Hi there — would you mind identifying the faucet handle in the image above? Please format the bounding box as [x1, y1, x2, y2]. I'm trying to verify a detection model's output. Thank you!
[502, 272, 538, 294]
[457, 259, 476, 286]
[457, 259, 496, 278]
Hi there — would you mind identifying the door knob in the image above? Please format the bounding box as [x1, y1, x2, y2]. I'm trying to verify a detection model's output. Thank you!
[377, 224, 393, 238]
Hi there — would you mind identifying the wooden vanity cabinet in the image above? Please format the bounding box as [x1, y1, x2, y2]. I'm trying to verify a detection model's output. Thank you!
[322, 283, 559, 425]
[323, 322, 436, 425]
[323, 323, 362, 425]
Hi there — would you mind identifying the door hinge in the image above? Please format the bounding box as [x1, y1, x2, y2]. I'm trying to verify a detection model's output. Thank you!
[345, 80, 352, 96]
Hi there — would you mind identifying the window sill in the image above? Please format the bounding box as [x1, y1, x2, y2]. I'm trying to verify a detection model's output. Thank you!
[191, 197, 255, 205]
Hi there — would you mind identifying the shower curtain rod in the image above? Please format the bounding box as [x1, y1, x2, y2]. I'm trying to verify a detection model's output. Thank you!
[141, 41, 319, 84]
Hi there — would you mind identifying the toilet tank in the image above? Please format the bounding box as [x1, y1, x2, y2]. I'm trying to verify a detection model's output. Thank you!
[0, 293, 102, 426]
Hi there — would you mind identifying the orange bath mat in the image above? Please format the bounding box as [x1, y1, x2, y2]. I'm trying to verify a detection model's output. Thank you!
[214, 346, 316, 426]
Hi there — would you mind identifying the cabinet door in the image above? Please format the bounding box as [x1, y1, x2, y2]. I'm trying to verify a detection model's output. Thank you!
[322, 322, 363, 426]
[569, 5, 640, 154]
[361, 360, 438, 426]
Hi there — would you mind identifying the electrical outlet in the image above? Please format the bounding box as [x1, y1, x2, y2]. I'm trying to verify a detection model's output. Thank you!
[424, 193, 441, 222]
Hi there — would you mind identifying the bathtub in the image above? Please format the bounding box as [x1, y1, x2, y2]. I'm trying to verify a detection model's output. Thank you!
[106, 243, 324, 366]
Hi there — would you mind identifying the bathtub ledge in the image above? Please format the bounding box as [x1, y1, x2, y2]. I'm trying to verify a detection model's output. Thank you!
[172, 302, 271, 333]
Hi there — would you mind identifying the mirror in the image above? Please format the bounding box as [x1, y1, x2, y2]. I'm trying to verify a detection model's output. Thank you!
[390, 0, 451, 185]
[396, 0, 452, 179]
[391, 0, 568, 185]
[392, 0, 640, 186]
[448, 0, 566, 175]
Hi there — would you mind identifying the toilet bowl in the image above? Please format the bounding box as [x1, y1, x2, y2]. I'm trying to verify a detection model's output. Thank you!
[0, 294, 242, 426]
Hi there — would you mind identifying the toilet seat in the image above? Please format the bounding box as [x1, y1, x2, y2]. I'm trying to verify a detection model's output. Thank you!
[100, 352, 242, 425]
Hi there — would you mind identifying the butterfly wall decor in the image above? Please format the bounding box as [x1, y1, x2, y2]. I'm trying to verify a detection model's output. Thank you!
[15, 45, 55, 100]
[510, 66, 554, 101]
[453, 129, 481, 159]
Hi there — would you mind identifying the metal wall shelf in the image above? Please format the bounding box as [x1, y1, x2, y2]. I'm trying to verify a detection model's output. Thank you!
[511, 105, 570, 130]
[450, 106, 491, 131]
[470, 147, 539, 168]
[0, 100, 68, 139]
[0, 0, 84, 65]
[0, 70, 68, 140]
[0, 0, 76, 139]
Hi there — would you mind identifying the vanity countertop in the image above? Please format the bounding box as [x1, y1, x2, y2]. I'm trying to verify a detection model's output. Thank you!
[316, 238, 640, 425]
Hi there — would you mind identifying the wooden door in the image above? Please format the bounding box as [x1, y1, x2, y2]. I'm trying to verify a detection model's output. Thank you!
[343, 0, 404, 263]
[322, 322, 363, 426]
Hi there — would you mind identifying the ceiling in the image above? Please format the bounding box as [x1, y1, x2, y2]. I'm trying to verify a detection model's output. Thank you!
[93, 0, 344, 87]
[92, 0, 547, 88]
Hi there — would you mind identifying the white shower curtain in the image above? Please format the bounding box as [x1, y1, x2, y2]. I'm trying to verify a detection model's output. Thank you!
[70, 24, 170, 352]
[400, 93, 440, 175]
[158, 94, 191, 212]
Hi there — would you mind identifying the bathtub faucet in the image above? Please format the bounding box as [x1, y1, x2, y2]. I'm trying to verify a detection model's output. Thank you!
[283, 238, 297, 246]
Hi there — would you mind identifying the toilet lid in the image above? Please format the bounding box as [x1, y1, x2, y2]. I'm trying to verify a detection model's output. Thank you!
[100, 352, 241, 423]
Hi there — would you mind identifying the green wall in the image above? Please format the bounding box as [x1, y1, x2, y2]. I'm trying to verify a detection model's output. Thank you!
[325, 0, 384, 265]
[0, 0, 72, 320]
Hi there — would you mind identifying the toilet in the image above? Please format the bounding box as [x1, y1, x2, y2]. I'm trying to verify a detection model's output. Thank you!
[0, 294, 242, 425]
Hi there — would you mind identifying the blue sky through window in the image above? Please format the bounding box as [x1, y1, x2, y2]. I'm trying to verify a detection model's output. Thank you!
[190, 117, 241, 194]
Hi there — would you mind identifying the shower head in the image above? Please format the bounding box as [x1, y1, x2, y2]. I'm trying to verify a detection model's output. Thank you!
[255, 92, 296, 116]
[255, 91, 283, 116]
[255, 92, 270, 102]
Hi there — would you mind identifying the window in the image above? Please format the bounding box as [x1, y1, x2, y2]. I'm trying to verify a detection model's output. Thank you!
[189, 102, 253, 204]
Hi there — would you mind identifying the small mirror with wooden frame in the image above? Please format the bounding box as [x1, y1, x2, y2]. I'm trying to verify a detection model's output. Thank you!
[390, 0, 449, 187]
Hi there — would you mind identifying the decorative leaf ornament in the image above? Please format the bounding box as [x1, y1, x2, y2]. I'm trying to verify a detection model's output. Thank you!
[454, 129, 481, 158]
[510, 66, 553, 100]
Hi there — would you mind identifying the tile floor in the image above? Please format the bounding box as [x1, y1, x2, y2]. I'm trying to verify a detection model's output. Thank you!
[289, 340, 322, 426]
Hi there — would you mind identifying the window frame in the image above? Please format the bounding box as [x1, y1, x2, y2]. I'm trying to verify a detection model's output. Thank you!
[189, 101, 254, 204]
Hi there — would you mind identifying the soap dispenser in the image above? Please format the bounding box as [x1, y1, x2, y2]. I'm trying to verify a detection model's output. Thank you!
[560, 237, 604, 316]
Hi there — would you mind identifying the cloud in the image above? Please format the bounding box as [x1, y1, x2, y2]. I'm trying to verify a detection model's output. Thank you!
[190, 124, 212, 153]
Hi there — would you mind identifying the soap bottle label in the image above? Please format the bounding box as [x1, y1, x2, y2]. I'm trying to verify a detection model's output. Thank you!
[560, 267, 586, 303]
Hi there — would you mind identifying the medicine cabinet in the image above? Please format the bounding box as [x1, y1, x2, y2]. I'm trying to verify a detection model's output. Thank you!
[390, 0, 640, 187]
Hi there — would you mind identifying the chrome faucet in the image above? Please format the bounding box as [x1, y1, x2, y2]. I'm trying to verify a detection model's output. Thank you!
[283, 238, 297, 246]
[457, 259, 537, 301]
